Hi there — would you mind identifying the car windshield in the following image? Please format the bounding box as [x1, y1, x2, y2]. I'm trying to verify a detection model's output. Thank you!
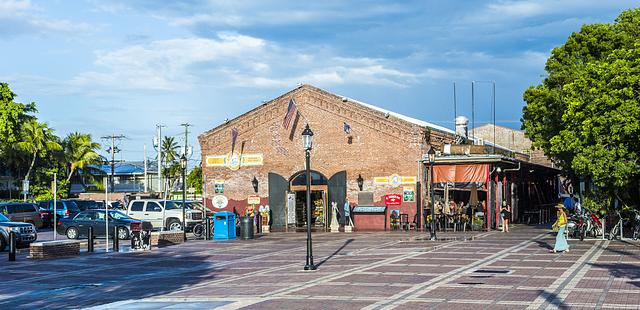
[0, 213, 9, 222]
[162, 201, 180, 210]
[189, 202, 203, 210]
[109, 211, 131, 220]
[65, 201, 80, 212]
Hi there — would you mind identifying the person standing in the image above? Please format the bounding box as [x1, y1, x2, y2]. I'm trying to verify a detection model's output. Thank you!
[500, 201, 511, 232]
[551, 204, 570, 253]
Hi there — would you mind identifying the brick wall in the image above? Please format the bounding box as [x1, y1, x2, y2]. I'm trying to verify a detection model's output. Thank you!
[150, 231, 184, 247]
[473, 124, 553, 167]
[30, 240, 81, 259]
[198, 85, 454, 225]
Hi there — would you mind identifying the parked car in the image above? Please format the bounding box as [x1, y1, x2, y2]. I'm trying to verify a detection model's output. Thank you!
[56, 210, 153, 240]
[37, 200, 81, 227]
[0, 202, 44, 228]
[126, 199, 203, 231]
[68, 199, 100, 211]
[172, 200, 214, 217]
[0, 213, 37, 251]
[96, 200, 123, 210]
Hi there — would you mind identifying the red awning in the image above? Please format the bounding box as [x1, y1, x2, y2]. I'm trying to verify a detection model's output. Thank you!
[433, 164, 489, 183]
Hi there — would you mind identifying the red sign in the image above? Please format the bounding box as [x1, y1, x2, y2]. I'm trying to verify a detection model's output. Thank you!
[384, 194, 402, 206]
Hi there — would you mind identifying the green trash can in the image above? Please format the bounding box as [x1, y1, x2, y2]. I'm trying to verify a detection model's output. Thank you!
[239, 216, 254, 240]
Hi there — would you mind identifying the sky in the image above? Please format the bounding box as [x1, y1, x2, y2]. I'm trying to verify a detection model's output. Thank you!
[1, 0, 637, 166]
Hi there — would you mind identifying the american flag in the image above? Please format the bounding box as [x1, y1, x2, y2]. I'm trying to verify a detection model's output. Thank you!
[231, 128, 238, 153]
[343, 122, 351, 134]
[282, 98, 297, 129]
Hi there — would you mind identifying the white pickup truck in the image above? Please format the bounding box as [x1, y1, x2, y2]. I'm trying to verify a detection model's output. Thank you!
[126, 199, 203, 231]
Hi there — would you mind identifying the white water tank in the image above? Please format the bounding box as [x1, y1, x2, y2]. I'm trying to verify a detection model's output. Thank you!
[455, 116, 469, 139]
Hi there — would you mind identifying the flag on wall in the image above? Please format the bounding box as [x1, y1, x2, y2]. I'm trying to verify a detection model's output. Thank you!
[231, 127, 238, 153]
[283, 98, 297, 129]
[343, 122, 351, 134]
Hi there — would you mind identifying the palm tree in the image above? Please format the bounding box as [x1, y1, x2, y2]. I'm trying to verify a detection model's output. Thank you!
[63, 132, 102, 183]
[161, 136, 179, 164]
[16, 120, 62, 182]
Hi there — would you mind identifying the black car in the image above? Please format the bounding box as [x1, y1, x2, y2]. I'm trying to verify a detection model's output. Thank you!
[68, 199, 100, 211]
[56, 210, 151, 240]
[0, 213, 37, 251]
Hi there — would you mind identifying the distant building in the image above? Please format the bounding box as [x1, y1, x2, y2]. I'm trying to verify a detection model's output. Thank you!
[472, 124, 554, 168]
[71, 161, 160, 194]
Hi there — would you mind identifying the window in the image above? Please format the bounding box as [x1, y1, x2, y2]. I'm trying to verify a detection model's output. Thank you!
[146, 202, 163, 212]
[6, 204, 17, 214]
[291, 171, 328, 186]
[65, 201, 80, 212]
[18, 204, 36, 213]
[75, 212, 91, 221]
[130, 201, 144, 212]
[163, 201, 178, 210]
[38, 201, 49, 210]
[95, 212, 106, 221]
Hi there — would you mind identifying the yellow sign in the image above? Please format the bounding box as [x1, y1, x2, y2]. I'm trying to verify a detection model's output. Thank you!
[373, 174, 417, 187]
[373, 177, 389, 184]
[205, 153, 264, 169]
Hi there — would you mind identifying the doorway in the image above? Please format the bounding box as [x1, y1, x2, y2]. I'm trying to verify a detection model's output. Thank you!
[293, 190, 326, 228]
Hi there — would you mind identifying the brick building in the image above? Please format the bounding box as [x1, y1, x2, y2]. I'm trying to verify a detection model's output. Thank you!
[472, 124, 554, 167]
[199, 84, 455, 231]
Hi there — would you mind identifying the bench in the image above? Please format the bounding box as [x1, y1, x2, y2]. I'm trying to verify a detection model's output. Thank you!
[30, 240, 81, 259]
[150, 231, 184, 247]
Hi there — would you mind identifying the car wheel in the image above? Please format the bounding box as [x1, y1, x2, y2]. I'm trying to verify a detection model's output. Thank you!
[66, 227, 79, 239]
[0, 236, 6, 252]
[117, 227, 129, 240]
[168, 219, 182, 231]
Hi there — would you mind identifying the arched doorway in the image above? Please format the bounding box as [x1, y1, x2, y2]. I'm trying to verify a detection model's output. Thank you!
[289, 170, 329, 229]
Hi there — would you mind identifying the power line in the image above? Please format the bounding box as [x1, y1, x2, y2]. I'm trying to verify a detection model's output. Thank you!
[101, 134, 125, 192]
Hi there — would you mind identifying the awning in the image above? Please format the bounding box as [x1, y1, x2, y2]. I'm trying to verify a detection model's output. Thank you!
[433, 164, 489, 189]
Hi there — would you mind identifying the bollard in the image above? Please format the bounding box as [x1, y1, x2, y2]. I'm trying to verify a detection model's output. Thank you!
[205, 217, 211, 240]
[112, 226, 119, 252]
[8, 231, 16, 261]
[257, 214, 262, 234]
[88, 226, 94, 253]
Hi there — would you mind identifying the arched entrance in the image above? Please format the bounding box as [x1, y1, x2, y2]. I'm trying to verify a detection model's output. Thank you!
[289, 170, 328, 229]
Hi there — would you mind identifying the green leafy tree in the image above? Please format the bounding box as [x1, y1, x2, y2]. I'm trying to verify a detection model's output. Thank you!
[161, 136, 181, 191]
[16, 120, 62, 183]
[522, 8, 640, 207]
[62, 132, 102, 183]
[0, 83, 36, 154]
[186, 165, 202, 194]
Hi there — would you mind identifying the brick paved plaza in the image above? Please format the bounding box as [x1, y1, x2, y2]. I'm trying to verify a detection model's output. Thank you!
[1, 225, 639, 309]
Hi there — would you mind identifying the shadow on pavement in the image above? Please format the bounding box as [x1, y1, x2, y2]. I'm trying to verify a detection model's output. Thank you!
[589, 263, 640, 288]
[315, 238, 354, 268]
[0, 249, 221, 309]
[538, 290, 570, 309]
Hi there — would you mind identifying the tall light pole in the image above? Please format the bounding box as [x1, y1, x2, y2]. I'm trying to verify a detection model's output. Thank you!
[180, 154, 187, 242]
[427, 147, 437, 241]
[302, 124, 316, 271]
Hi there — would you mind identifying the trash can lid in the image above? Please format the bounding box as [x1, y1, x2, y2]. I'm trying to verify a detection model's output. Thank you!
[215, 211, 235, 217]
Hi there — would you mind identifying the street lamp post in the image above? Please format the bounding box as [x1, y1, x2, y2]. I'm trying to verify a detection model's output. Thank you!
[302, 124, 316, 271]
[180, 154, 187, 242]
[427, 147, 437, 241]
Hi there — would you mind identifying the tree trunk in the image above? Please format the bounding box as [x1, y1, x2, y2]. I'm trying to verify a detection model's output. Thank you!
[66, 164, 77, 183]
[24, 150, 37, 182]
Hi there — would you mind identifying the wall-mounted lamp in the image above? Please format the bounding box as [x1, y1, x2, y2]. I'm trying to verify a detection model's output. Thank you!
[252, 176, 259, 193]
[356, 174, 364, 191]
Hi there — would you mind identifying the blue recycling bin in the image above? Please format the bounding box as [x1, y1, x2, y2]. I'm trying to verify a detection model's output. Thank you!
[213, 211, 236, 240]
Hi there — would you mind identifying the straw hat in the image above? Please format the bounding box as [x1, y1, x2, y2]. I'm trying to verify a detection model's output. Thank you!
[555, 203, 565, 209]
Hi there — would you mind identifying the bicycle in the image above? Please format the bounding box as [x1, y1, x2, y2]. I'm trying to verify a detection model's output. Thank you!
[609, 211, 623, 240]
[191, 220, 214, 239]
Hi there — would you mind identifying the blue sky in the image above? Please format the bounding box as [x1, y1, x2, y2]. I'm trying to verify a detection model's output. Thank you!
[1, 0, 636, 165]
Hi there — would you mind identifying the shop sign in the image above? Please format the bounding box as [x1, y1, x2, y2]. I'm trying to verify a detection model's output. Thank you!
[248, 195, 261, 205]
[214, 180, 224, 194]
[384, 194, 402, 206]
[403, 187, 415, 202]
[205, 153, 264, 170]
[212, 195, 228, 209]
[373, 174, 417, 187]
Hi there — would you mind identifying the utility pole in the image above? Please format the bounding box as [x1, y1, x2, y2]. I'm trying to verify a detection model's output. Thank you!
[156, 124, 165, 196]
[101, 134, 125, 193]
[144, 144, 148, 192]
[180, 123, 192, 192]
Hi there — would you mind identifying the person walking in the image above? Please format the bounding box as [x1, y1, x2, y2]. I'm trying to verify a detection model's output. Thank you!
[551, 204, 570, 253]
[500, 201, 511, 232]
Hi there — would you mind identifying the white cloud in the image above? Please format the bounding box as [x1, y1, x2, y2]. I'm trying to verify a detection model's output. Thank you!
[0, 0, 92, 37]
[71, 32, 435, 92]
